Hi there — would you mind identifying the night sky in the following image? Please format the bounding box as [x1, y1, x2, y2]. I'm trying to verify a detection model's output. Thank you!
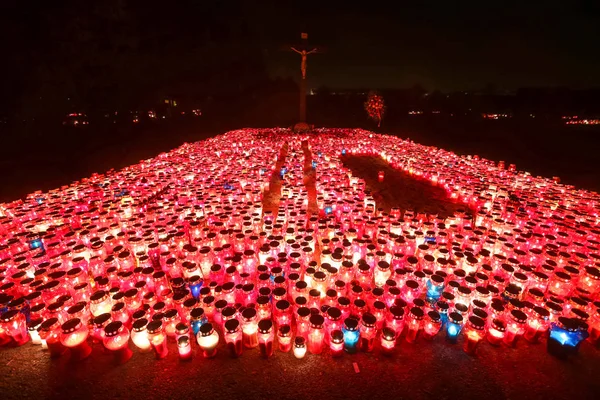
[2, 0, 600, 103]
[257, 1, 600, 91]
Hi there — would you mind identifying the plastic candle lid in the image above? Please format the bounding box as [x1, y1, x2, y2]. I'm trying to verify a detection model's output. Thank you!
[294, 336, 306, 346]
[448, 312, 463, 324]
[309, 314, 325, 328]
[61, 318, 82, 334]
[278, 324, 291, 337]
[257, 319, 273, 334]
[331, 329, 344, 343]
[242, 307, 257, 320]
[132, 318, 149, 332]
[361, 313, 377, 327]
[510, 310, 528, 323]
[1, 309, 19, 322]
[224, 319, 240, 333]
[276, 300, 291, 311]
[104, 321, 123, 337]
[327, 307, 342, 320]
[146, 320, 163, 334]
[381, 327, 395, 340]
[469, 316, 485, 330]
[428, 311, 441, 322]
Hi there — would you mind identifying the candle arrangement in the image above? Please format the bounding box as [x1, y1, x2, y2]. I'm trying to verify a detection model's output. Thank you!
[0, 128, 598, 364]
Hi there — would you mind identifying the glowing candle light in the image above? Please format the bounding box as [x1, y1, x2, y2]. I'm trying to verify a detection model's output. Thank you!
[405, 307, 424, 343]
[380, 327, 396, 356]
[224, 319, 243, 357]
[258, 319, 274, 358]
[445, 312, 464, 343]
[147, 320, 169, 359]
[504, 310, 527, 347]
[177, 335, 193, 361]
[103, 321, 133, 364]
[241, 307, 259, 348]
[293, 336, 307, 359]
[60, 318, 92, 360]
[277, 324, 292, 352]
[422, 311, 442, 340]
[547, 317, 589, 358]
[307, 314, 325, 354]
[197, 322, 219, 358]
[524, 306, 550, 343]
[131, 318, 152, 352]
[38, 317, 66, 357]
[463, 316, 485, 356]
[342, 317, 360, 353]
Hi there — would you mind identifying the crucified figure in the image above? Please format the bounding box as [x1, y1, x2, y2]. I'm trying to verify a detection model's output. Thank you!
[291, 47, 317, 79]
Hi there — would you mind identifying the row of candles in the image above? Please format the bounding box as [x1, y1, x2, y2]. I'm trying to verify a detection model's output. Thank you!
[0, 128, 598, 365]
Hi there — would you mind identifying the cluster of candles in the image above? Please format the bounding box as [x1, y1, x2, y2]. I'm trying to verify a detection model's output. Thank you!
[0, 128, 599, 365]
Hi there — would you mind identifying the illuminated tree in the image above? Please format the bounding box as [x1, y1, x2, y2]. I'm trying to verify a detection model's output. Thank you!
[364, 91, 386, 127]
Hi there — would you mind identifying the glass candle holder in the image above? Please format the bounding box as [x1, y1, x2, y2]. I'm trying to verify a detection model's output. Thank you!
[241, 307, 259, 348]
[487, 318, 506, 346]
[548, 317, 589, 358]
[308, 314, 325, 354]
[198, 322, 219, 358]
[380, 327, 396, 356]
[463, 316, 485, 355]
[147, 320, 169, 359]
[131, 318, 152, 352]
[504, 310, 527, 347]
[426, 275, 445, 303]
[342, 317, 360, 353]
[60, 318, 92, 360]
[359, 313, 377, 352]
[277, 324, 292, 352]
[103, 320, 133, 364]
[329, 329, 344, 357]
[177, 335, 193, 361]
[190, 307, 207, 336]
[38, 317, 66, 357]
[258, 319, 274, 358]
[28, 318, 43, 345]
[293, 336, 307, 359]
[1, 310, 29, 346]
[405, 307, 424, 343]
[224, 319, 243, 357]
[422, 310, 442, 340]
[445, 312, 464, 343]
[386, 305, 405, 338]
[524, 306, 550, 343]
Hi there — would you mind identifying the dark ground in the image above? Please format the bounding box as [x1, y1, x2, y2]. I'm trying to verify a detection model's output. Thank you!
[1, 118, 600, 399]
[1, 332, 599, 400]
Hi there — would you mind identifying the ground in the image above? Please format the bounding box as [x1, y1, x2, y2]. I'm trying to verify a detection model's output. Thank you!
[1, 333, 599, 400]
[1, 124, 599, 399]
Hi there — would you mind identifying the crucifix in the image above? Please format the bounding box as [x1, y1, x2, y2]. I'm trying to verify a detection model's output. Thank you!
[289, 32, 322, 124]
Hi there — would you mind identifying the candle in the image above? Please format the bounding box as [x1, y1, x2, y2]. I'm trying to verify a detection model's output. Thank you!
[277, 324, 292, 352]
[380, 327, 396, 356]
[241, 307, 259, 348]
[463, 316, 485, 355]
[103, 321, 133, 364]
[524, 306, 550, 343]
[198, 322, 219, 358]
[147, 320, 169, 359]
[190, 307, 207, 336]
[307, 314, 325, 354]
[446, 312, 464, 343]
[359, 313, 377, 352]
[27, 318, 43, 345]
[422, 311, 442, 340]
[547, 317, 589, 358]
[60, 318, 92, 360]
[177, 335, 193, 361]
[258, 319, 274, 358]
[131, 318, 152, 352]
[293, 336, 307, 359]
[224, 319, 243, 357]
[38, 317, 66, 357]
[487, 318, 506, 346]
[405, 307, 424, 343]
[504, 310, 527, 347]
[342, 317, 360, 353]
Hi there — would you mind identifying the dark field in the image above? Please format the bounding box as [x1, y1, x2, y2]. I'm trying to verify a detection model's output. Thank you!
[1, 117, 598, 203]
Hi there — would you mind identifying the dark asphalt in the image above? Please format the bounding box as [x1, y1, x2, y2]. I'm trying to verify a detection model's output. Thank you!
[1, 335, 599, 400]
